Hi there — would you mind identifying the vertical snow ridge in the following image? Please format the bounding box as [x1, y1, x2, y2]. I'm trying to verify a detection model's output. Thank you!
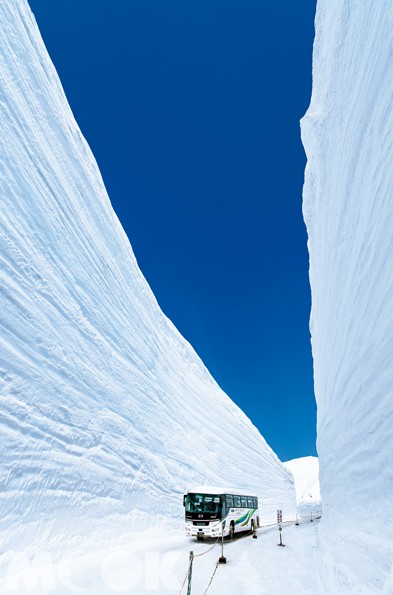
[302, 0, 393, 592]
[0, 0, 295, 556]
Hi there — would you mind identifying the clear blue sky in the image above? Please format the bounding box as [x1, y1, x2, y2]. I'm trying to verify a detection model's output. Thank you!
[29, 0, 317, 462]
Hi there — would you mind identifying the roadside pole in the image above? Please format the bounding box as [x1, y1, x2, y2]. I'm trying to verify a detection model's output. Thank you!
[187, 551, 193, 595]
[219, 523, 227, 564]
[277, 509, 285, 547]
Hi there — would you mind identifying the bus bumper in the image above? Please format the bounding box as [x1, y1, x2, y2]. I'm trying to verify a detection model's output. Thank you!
[185, 522, 223, 539]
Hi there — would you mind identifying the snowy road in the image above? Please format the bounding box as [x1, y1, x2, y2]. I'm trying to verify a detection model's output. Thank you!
[0, 519, 320, 594]
[178, 521, 320, 595]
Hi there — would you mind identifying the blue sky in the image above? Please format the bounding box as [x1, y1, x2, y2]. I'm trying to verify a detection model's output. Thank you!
[29, 0, 317, 461]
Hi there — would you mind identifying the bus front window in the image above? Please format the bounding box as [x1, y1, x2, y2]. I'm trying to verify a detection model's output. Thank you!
[185, 494, 222, 515]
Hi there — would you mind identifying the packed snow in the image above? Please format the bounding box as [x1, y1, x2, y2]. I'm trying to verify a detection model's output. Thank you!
[302, 0, 393, 592]
[0, 0, 297, 589]
[0, 519, 321, 594]
[284, 457, 320, 513]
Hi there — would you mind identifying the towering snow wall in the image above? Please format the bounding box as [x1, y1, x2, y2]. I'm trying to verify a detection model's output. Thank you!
[302, 1, 393, 592]
[0, 0, 295, 557]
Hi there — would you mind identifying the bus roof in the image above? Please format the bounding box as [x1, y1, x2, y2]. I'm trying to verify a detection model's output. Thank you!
[186, 485, 258, 497]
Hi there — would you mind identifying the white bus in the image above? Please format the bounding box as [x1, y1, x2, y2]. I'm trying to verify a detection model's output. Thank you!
[183, 486, 259, 540]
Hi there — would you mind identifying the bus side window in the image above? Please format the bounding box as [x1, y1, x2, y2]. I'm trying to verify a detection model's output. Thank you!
[255, 498, 258, 509]
[234, 496, 241, 508]
[241, 497, 247, 508]
[226, 496, 234, 509]
[247, 498, 253, 508]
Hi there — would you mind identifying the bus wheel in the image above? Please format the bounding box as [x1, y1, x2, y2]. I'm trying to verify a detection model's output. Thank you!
[229, 523, 235, 539]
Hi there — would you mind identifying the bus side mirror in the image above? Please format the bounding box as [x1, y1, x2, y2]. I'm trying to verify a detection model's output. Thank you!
[183, 495, 186, 507]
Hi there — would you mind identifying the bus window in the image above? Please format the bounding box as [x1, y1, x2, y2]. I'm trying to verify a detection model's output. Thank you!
[247, 498, 254, 508]
[234, 496, 241, 508]
[185, 494, 221, 513]
[226, 496, 234, 509]
[254, 498, 258, 509]
[241, 498, 247, 508]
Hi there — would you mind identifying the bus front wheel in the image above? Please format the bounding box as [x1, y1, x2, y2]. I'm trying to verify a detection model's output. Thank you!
[229, 523, 235, 539]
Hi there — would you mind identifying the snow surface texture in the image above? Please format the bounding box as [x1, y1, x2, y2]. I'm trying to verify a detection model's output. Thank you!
[0, 0, 296, 563]
[284, 457, 320, 511]
[302, 1, 393, 592]
[0, 520, 321, 594]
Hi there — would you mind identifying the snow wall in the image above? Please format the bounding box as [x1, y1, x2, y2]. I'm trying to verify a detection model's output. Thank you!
[284, 457, 320, 512]
[0, 0, 295, 558]
[302, 1, 393, 592]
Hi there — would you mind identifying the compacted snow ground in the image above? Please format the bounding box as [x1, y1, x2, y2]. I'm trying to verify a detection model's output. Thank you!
[0, 519, 320, 594]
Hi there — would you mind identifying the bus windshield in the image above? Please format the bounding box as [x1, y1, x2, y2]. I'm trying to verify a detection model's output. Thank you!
[185, 493, 222, 514]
